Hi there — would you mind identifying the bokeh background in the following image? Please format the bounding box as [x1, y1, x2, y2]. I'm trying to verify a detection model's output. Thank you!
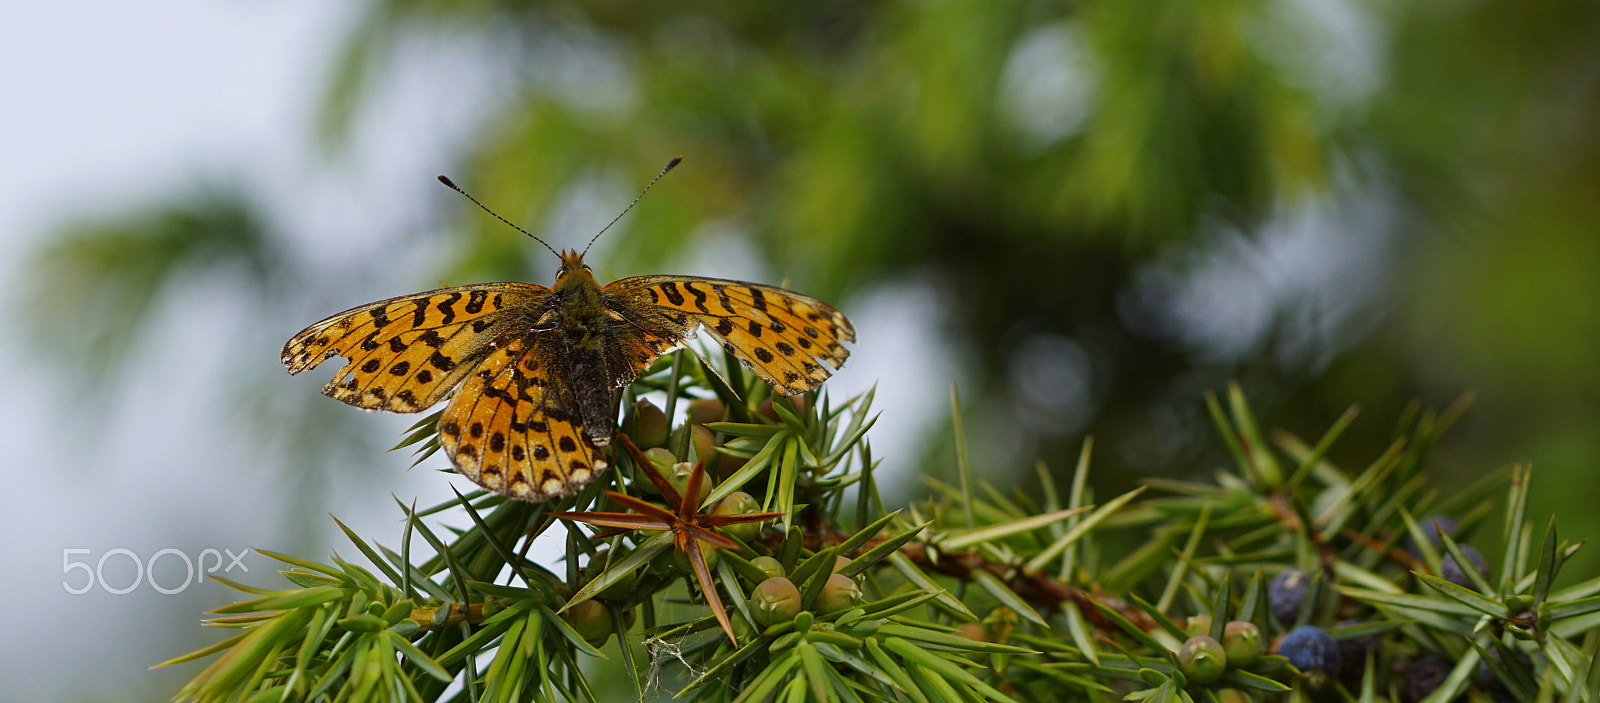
[4, 1, 1598, 700]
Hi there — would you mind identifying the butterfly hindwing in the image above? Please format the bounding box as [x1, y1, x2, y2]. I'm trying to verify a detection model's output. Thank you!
[438, 336, 607, 502]
[281, 283, 549, 412]
[606, 275, 855, 396]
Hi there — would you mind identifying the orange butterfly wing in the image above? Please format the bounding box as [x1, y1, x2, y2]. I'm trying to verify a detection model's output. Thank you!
[603, 276, 855, 396]
[281, 283, 548, 412]
[436, 336, 607, 502]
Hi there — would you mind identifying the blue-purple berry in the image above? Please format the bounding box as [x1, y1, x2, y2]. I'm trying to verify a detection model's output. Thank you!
[1405, 516, 1459, 558]
[1269, 569, 1311, 623]
[1276, 625, 1341, 676]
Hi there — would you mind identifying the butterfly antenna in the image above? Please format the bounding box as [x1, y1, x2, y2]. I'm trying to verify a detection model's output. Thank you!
[436, 175, 560, 259]
[581, 156, 683, 258]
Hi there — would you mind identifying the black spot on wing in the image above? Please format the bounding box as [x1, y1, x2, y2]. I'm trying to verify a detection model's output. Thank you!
[683, 281, 711, 313]
[436, 292, 460, 324]
[465, 289, 488, 314]
[429, 351, 456, 371]
[661, 282, 684, 306]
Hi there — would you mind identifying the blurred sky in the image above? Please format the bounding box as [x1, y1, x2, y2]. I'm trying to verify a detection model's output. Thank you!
[1, 4, 360, 700]
[0, 4, 949, 700]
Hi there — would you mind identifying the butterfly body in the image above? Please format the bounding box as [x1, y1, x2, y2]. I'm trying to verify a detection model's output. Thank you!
[283, 248, 853, 502]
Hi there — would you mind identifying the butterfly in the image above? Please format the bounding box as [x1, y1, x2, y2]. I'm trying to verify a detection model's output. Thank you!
[281, 159, 854, 502]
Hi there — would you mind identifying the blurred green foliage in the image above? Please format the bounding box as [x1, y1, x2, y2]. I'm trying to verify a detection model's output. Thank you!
[26, 0, 1600, 578]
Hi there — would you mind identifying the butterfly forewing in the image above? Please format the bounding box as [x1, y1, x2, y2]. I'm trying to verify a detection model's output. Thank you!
[282, 283, 550, 412]
[607, 276, 855, 396]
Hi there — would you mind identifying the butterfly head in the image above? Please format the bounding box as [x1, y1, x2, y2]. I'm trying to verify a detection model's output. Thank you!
[553, 249, 597, 289]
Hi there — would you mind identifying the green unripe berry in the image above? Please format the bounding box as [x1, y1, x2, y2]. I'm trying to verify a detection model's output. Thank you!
[690, 425, 718, 467]
[749, 577, 803, 627]
[815, 573, 862, 614]
[1185, 615, 1213, 638]
[686, 424, 746, 479]
[687, 398, 726, 425]
[712, 491, 766, 543]
[564, 600, 614, 647]
[1179, 635, 1228, 685]
[636, 448, 678, 496]
[749, 556, 785, 581]
[624, 400, 670, 448]
[668, 461, 712, 507]
[643, 448, 676, 471]
[1222, 621, 1263, 667]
